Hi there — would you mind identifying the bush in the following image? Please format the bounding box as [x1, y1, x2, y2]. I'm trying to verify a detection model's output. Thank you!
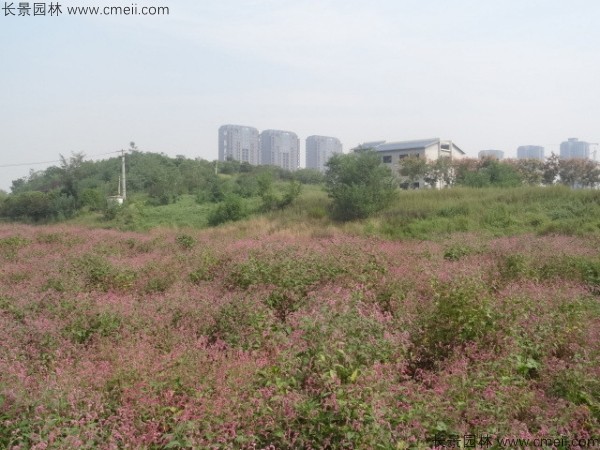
[207, 194, 247, 226]
[414, 278, 498, 368]
[325, 150, 396, 221]
[0, 191, 54, 222]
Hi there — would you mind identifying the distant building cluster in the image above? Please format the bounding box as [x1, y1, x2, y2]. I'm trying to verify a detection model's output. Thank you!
[480, 138, 596, 162]
[218, 124, 342, 172]
[219, 125, 597, 174]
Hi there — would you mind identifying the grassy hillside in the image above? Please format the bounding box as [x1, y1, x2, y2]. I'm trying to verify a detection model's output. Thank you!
[1, 199, 599, 447]
[66, 185, 600, 241]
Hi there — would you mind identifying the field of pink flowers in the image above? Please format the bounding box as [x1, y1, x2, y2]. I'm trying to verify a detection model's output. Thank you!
[0, 223, 599, 449]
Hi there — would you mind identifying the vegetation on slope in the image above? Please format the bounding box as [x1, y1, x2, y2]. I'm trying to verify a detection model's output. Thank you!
[0, 224, 598, 448]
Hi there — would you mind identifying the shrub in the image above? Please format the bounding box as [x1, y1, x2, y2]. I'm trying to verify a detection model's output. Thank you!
[175, 233, 196, 249]
[207, 194, 247, 226]
[73, 254, 137, 291]
[413, 278, 498, 368]
[325, 150, 396, 221]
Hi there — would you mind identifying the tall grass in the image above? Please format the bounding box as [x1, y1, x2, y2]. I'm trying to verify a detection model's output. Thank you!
[359, 185, 600, 239]
[68, 185, 600, 241]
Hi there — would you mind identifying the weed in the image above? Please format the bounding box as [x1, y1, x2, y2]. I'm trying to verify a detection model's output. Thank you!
[175, 233, 196, 249]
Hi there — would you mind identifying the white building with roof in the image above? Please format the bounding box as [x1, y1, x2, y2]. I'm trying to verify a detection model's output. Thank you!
[354, 138, 466, 188]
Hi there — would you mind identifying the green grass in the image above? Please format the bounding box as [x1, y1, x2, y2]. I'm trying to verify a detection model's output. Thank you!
[68, 185, 600, 240]
[364, 185, 600, 240]
[71, 194, 261, 231]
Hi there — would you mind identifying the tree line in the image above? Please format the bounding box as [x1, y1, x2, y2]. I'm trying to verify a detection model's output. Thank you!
[0, 149, 323, 223]
[324, 150, 600, 221]
[398, 153, 600, 189]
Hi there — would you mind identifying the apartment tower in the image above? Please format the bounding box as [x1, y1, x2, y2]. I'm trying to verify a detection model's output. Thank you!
[260, 129, 300, 171]
[306, 135, 343, 172]
[517, 145, 545, 160]
[218, 125, 260, 165]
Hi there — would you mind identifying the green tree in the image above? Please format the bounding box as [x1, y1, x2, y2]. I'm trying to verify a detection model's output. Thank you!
[543, 153, 560, 185]
[325, 150, 396, 221]
[398, 156, 428, 188]
[59, 152, 86, 198]
[293, 168, 325, 185]
[256, 172, 301, 211]
[1, 191, 54, 222]
[424, 157, 453, 188]
[484, 160, 522, 187]
[207, 193, 247, 225]
[559, 158, 600, 188]
[455, 159, 522, 188]
[511, 158, 545, 185]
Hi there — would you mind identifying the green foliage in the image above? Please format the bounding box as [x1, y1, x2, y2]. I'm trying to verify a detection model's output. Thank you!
[189, 252, 223, 283]
[255, 307, 395, 448]
[144, 275, 175, 293]
[443, 244, 476, 261]
[498, 252, 600, 294]
[73, 254, 137, 292]
[207, 193, 247, 226]
[325, 150, 397, 221]
[227, 249, 348, 320]
[79, 188, 105, 210]
[369, 185, 600, 240]
[0, 235, 31, 260]
[551, 367, 600, 419]
[458, 160, 522, 188]
[293, 168, 325, 184]
[175, 233, 196, 250]
[233, 173, 260, 198]
[398, 155, 428, 187]
[414, 278, 498, 367]
[1, 191, 54, 222]
[256, 172, 302, 212]
[511, 158, 545, 185]
[208, 298, 269, 349]
[64, 310, 123, 344]
[558, 158, 600, 187]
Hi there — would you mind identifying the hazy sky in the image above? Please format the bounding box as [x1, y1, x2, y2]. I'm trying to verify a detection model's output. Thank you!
[1, 0, 599, 191]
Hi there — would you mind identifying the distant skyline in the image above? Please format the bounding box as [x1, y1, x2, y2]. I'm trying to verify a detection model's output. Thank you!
[1, 0, 599, 191]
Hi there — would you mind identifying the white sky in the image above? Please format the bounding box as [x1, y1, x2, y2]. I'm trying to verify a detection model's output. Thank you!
[1, 0, 599, 191]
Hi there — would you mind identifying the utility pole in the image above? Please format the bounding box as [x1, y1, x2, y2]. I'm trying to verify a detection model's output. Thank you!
[121, 149, 127, 201]
[590, 143, 599, 162]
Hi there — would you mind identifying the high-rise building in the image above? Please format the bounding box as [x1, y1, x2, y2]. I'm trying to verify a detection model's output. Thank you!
[517, 145, 545, 160]
[478, 149, 504, 160]
[306, 135, 343, 172]
[260, 129, 300, 171]
[560, 138, 589, 160]
[218, 125, 260, 165]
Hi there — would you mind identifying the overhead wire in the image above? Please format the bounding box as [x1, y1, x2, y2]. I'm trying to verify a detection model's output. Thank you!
[0, 150, 124, 169]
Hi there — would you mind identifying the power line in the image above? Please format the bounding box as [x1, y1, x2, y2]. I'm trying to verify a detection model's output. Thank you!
[0, 151, 123, 169]
[0, 159, 62, 168]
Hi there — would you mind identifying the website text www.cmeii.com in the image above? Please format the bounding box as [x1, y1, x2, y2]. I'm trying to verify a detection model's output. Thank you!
[2, 2, 169, 17]
[429, 434, 600, 449]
